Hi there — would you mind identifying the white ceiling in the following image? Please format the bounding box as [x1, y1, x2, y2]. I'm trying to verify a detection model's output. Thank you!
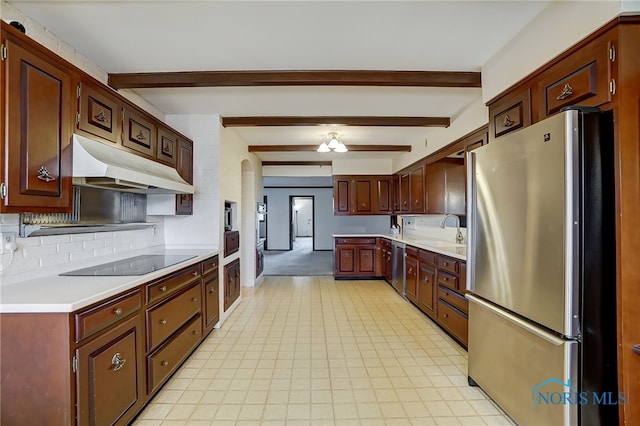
[8, 0, 552, 162]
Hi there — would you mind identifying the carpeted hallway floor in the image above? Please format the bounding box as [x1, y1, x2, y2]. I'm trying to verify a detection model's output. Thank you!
[264, 237, 333, 276]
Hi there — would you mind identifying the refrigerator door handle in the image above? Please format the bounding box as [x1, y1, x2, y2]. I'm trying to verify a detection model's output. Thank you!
[466, 151, 477, 292]
[466, 294, 566, 346]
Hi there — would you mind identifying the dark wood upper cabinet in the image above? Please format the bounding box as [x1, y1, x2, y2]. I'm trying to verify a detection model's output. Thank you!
[156, 126, 178, 167]
[353, 177, 373, 214]
[332, 175, 393, 215]
[426, 158, 464, 215]
[1, 27, 73, 213]
[399, 172, 410, 213]
[122, 107, 156, 159]
[489, 89, 532, 140]
[175, 138, 194, 215]
[409, 163, 426, 213]
[76, 77, 122, 145]
[375, 176, 392, 213]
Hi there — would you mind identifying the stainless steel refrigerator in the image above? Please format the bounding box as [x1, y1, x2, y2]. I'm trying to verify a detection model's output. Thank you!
[466, 108, 618, 426]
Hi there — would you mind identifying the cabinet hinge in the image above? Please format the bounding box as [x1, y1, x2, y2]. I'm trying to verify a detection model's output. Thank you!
[76, 84, 81, 99]
[0, 183, 6, 199]
[609, 45, 616, 62]
[609, 79, 616, 95]
[0, 44, 6, 61]
[76, 112, 80, 125]
[72, 356, 78, 373]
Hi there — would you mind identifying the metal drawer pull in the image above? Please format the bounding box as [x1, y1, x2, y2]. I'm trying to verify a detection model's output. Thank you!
[502, 114, 514, 128]
[111, 353, 126, 371]
[192, 271, 199, 277]
[135, 130, 146, 141]
[443, 313, 449, 318]
[160, 319, 167, 325]
[94, 110, 108, 123]
[556, 83, 574, 100]
[209, 288, 216, 294]
[159, 286, 167, 292]
[113, 308, 123, 316]
[37, 165, 56, 182]
[161, 360, 169, 366]
[192, 297, 198, 302]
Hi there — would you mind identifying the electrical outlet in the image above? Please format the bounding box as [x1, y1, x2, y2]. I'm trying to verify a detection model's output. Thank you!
[0, 232, 17, 255]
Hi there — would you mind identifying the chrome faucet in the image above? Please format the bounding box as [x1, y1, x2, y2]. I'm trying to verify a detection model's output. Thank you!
[440, 214, 464, 244]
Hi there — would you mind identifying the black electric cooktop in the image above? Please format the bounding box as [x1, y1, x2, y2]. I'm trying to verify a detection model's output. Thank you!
[60, 254, 197, 276]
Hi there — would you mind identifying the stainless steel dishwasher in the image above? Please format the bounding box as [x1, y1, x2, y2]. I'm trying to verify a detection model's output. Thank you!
[391, 241, 405, 295]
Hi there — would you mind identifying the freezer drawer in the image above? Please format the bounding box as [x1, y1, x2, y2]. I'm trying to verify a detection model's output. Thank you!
[467, 294, 577, 426]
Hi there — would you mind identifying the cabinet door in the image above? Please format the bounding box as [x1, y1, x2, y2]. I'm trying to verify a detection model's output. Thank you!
[224, 260, 240, 311]
[353, 177, 373, 214]
[3, 36, 72, 212]
[175, 138, 194, 215]
[418, 263, 436, 318]
[156, 126, 178, 167]
[77, 78, 121, 145]
[375, 176, 392, 213]
[392, 174, 400, 212]
[122, 107, 156, 158]
[410, 163, 426, 213]
[357, 246, 375, 274]
[203, 272, 219, 334]
[405, 256, 419, 305]
[333, 177, 351, 214]
[445, 159, 465, 215]
[335, 246, 356, 274]
[489, 89, 532, 140]
[76, 314, 145, 426]
[426, 161, 447, 214]
[399, 172, 410, 212]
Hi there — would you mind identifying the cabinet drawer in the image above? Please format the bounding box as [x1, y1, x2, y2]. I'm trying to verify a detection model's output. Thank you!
[146, 264, 201, 305]
[437, 256, 459, 274]
[147, 314, 202, 394]
[418, 249, 436, 264]
[437, 271, 459, 291]
[539, 36, 613, 117]
[224, 231, 240, 257]
[146, 284, 201, 351]
[202, 256, 219, 276]
[437, 300, 468, 346]
[75, 289, 141, 342]
[405, 245, 418, 258]
[335, 237, 376, 245]
[438, 285, 468, 315]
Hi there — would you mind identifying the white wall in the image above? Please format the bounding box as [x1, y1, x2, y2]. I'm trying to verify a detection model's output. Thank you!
[392, 98, 488, 172]
[294, 198, 313, 237]
[264, 186, 390, 250]
[482, 1, 623, 103]
[162, 115, 220, 249]
[219, 127, 263, 295]
[332, 158, 393, 175]
[263, 165, 332, 177]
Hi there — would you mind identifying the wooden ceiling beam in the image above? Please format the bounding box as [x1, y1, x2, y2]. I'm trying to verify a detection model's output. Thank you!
[222, 116, 450, 128]
[248, 145, 412, 152]
[108, 70, 481, 89]
[262, 161, 332, 166]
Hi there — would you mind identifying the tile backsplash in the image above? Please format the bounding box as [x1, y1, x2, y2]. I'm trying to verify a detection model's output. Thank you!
[401, 214, 467, 243]
[0, 214, 164, 276]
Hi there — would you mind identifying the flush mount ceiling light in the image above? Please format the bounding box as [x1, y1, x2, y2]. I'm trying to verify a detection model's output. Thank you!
[317, 132, 348, 153]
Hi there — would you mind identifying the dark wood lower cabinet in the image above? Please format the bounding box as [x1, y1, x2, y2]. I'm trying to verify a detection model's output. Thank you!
[224, 258, 241, 311]
[76, 314, 145, 426]
[405, 253, 419, 305]
[418, 262, 436, 319]
[334, 237, 379, 278]
[0, 255, 220, 426]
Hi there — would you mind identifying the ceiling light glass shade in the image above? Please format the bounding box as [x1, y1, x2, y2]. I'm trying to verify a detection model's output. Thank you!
[327, 132, 340, 150]
[334, 142, 348, 153]
[317, 142, 331, 153]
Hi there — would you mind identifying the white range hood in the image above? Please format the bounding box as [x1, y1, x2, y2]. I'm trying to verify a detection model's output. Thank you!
[72, 134, 195, 194]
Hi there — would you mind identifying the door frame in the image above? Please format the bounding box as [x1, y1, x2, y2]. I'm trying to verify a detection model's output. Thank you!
[288, 195, 315, 251]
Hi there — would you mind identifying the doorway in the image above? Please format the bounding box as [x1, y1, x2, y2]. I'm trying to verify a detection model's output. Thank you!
[289, 196, 314, 251]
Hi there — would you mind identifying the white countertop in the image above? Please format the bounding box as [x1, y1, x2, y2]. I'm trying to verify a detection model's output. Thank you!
[0, 246, 219, 314]
[332, 234, 466, 261]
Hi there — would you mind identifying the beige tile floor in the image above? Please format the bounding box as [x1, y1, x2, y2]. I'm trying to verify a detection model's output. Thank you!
[133, 276, 514, 426]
